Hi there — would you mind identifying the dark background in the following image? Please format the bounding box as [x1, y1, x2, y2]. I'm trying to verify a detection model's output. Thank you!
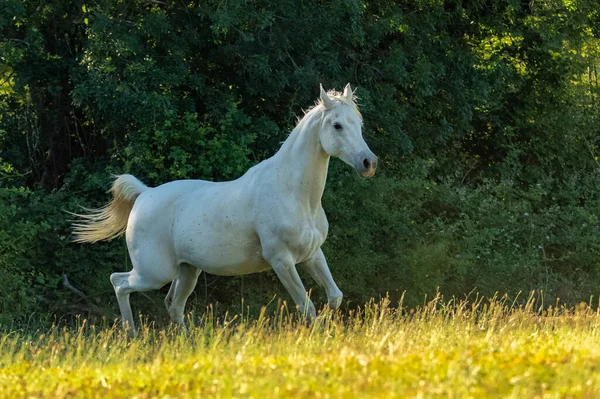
[1, 0, 600, 328]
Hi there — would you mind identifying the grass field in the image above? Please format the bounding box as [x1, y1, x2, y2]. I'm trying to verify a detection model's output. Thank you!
[1, 293, 600, 398]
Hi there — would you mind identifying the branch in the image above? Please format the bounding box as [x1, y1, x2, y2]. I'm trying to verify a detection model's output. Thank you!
[62, 273, 89, 300]
[62, 273, 121, 318]
[461, 159, 479, 185]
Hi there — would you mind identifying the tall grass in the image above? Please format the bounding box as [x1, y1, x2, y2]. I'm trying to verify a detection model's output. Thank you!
[1, 292, 600, 398]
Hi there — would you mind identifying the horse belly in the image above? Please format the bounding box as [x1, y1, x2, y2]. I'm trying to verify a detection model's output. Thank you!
[176, 230, 270, 276]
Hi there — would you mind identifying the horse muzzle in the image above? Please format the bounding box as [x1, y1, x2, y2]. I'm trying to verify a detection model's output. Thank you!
[355, 152, 378, 178]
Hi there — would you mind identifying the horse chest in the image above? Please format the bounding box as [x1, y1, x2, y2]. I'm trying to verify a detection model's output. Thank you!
[281, 219, 327, 263]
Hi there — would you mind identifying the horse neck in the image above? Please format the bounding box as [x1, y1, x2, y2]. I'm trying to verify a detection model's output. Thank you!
[274, 109, 330, 211]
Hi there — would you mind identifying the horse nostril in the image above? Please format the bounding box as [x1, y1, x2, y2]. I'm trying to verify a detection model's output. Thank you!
[363, 158, 370, 169]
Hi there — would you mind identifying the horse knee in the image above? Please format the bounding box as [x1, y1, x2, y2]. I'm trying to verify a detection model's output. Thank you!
[328, 291, 343, 310]
[110, 272, 131, 296]
[110, 272, 123, 287]
[112, 271, 167, 295]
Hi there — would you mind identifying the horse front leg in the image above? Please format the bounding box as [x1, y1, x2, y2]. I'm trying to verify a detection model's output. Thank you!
[299, 248, 343, 310]
[264, 250, 316, 320]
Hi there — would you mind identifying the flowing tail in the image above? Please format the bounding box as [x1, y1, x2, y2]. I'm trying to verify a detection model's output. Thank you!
[71, 174, 149, 243]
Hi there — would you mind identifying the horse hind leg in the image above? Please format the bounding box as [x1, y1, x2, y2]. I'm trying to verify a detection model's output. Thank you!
[166, 263, 202, 329]
[110, 269, 171, 335]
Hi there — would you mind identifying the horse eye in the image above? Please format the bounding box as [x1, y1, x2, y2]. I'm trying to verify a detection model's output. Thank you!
[333, 123, 342, 130]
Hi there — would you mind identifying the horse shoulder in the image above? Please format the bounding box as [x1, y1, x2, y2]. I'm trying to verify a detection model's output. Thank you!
[257, 206, 328, 265]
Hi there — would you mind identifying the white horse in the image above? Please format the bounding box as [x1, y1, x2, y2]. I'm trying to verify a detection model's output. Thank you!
[73, 84, 377, 334]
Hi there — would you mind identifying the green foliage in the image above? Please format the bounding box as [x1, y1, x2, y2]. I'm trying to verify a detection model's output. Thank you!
[322, 160, 600, 307]
[0, 188, 47, 325]
[1, 0, 600, 328]
[0, 184, 124, 326]
[124, 108, 256, 184]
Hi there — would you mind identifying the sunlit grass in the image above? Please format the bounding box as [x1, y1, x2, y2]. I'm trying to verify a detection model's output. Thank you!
[2, 293, 600, 398]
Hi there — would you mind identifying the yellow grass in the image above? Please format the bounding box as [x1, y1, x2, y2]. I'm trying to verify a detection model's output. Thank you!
[1, 293, 600, 398]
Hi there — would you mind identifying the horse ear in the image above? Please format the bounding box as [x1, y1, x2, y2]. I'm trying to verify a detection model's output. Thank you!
[320, 84, 335, 109]
[343, 83, 353, 100]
